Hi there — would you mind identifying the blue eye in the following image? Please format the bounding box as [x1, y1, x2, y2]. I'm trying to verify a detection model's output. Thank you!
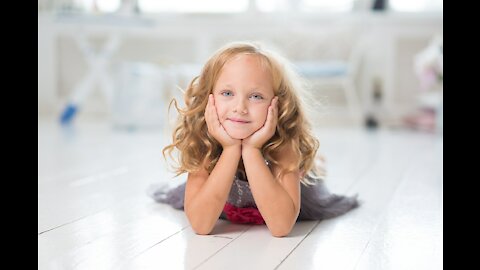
[250, 94, 264, 100]
[221, 91, 233, 96]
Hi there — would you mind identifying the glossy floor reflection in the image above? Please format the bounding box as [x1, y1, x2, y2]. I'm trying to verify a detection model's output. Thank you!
[38, 117, 442, 270]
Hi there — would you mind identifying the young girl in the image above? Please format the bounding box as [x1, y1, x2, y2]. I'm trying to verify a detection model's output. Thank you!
[150, 41, 359, 237]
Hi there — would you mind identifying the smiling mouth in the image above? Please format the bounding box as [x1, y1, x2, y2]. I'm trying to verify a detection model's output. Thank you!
[227, 118, 250, 124]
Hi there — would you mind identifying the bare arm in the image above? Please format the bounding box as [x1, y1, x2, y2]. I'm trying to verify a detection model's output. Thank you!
[185, 94, 242, 235]
[242, 146, 301, 237]
[185, 145, 241, 235]
[241, 97, 301, 237]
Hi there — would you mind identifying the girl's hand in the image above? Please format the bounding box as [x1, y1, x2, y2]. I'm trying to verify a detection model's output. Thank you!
[205, 94, 241, 148]
[242, 96, 278, 150]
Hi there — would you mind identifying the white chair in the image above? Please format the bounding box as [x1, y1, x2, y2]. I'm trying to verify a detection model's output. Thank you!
[278, 28, 365, 125]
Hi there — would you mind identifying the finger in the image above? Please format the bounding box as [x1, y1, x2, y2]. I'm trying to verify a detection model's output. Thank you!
[210, 94, 215, 106]
[209, 95, 221, 126]
[207, 95, 216, 121]
[206, 95, 217, 133]
[273, 96, 279, 122]
[269, 97, 278, 123]
[265, 103, 275, 129]
[269, 97, 279, 132]
[205, 95, 212, 122]
[205, 100, 212, 135]
[208, 95, 224, 132]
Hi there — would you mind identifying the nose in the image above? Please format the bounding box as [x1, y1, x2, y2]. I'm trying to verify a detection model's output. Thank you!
[233, 98, 248, 114]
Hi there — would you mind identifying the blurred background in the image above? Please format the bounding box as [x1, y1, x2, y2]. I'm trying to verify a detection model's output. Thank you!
[38, 3, 443, 267]
[38, 0, 443, 132]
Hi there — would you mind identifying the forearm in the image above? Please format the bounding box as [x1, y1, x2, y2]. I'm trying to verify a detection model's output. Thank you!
[242, 148, 299, 236]
[185, 145, 241, 234]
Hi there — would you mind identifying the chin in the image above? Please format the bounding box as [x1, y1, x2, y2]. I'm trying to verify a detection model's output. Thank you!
[228, 133, 250, 140]
[225, 129, 252, 140]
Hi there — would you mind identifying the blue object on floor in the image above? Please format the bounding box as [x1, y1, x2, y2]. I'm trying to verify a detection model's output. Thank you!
[60, 103, 78, 125]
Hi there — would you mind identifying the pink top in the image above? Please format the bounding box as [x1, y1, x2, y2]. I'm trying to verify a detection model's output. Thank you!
[223, 202, 265, 225]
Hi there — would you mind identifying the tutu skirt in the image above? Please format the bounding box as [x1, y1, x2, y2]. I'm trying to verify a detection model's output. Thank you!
[148, 173, 359, 224]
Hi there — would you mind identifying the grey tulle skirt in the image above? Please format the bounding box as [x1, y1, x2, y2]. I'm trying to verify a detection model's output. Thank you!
[148, 175, 359, 221]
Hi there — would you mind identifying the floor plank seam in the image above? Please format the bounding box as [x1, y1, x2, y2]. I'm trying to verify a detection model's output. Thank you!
[351, 147, 430, 270]
[344, 153, 380, 197]
[39, 196, 151, 235]
[128, 225, 190, 261]
[38, 209, 108, 235]
[353, 176, 414, 268]
[347, 157, 377, 194]
[272, 151, 372, 269]
[192, 225, 253, 270]
[39, 121, 442, 270]
[273, 221, 320, 270]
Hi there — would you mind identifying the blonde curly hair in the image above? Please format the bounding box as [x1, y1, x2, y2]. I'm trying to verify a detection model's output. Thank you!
[163, 41, 323, 185]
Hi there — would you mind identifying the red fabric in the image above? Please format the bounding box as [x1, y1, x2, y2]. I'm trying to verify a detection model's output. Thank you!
[223, 203, 265, 225]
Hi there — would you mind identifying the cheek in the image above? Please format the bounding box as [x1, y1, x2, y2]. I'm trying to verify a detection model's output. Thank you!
[214, 100, 228, 120]
[255, 105, 270, 122]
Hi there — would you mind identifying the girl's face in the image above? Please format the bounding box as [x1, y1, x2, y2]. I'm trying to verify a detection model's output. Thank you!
[212, 54, 275, 140]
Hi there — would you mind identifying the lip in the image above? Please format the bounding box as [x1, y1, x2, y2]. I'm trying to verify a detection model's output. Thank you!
[227, 118, 250, 124]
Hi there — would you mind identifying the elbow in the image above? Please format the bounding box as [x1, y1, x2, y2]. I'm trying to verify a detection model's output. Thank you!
[267, 212, 298, 237]
[188, 216, 215, 235]
[191, 224, 213, 235]
[269, 224, 293, 238]
[193, 229, 212, 236]
[185, 207, 215, 235]
[270, 229, 291, 238]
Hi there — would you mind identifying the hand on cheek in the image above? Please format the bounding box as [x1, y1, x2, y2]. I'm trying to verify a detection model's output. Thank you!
[242, 96, 278, 150]
[205, 94, 241, 148]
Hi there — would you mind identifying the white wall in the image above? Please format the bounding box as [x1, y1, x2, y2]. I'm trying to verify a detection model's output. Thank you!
[38, 11, 443, 124]
[38, 14, 58, 115]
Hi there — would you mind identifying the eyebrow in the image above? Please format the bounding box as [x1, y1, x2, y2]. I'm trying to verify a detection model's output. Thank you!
[222, 84, 234, 89]
[217, 84, 266, 91]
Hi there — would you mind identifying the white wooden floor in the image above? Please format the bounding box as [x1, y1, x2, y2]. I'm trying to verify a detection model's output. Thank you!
[38, 116, 443, 270]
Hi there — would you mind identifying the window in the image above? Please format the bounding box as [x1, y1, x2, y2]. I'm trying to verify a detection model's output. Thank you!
[299, 0, 354, 12]
[41, 0, 443, 14]
[389, 0, 443, 12]
[138, 0, 355, 13]
[73, 0, 121, 13]
[256, 0, 354, 12]
[138, 0, 249, 13]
